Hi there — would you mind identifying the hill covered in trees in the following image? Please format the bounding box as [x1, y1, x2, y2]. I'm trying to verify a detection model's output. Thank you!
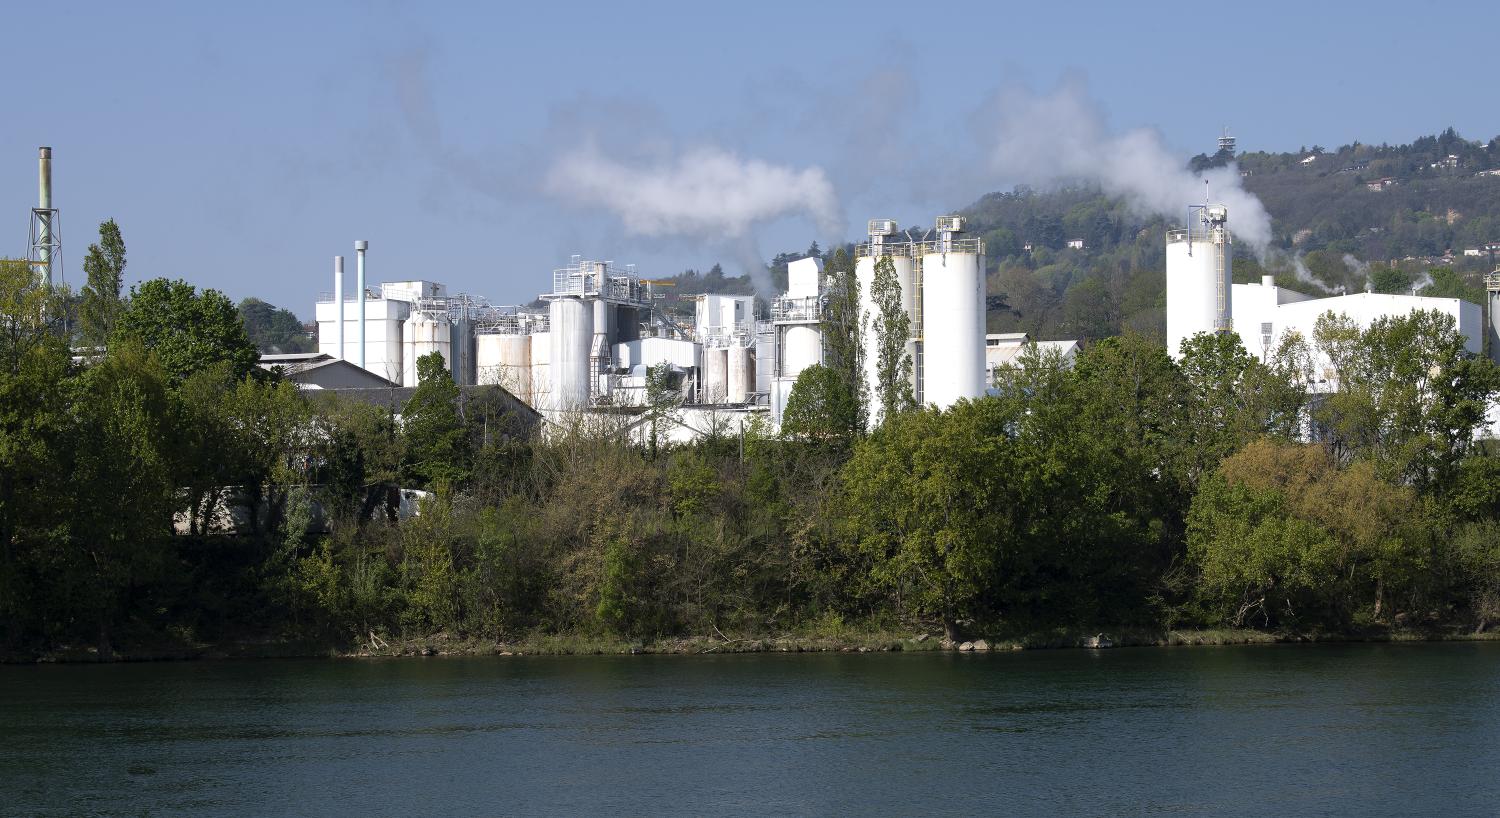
[659, 128, 1500, 342]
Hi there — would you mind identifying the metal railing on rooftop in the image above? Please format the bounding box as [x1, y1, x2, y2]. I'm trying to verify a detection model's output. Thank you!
[914, 237, 985, 256]
[771, 295, 823, 322]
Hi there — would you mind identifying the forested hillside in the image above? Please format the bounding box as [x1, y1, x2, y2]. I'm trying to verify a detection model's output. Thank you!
[660, 128, 1500, 341]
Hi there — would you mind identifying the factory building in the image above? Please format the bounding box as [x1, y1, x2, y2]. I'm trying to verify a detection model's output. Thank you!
[313, 214, 991, 436]
[1165, 204, 1485, 389]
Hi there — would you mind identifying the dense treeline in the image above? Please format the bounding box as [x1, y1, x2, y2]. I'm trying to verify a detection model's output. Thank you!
[5, 228, 1500, 659]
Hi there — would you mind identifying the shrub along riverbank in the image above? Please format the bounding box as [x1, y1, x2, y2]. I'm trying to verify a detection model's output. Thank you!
[3, 254, 1500, 662]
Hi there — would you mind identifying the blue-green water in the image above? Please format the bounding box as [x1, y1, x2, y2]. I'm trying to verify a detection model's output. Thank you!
[1, 643, 1497, 817]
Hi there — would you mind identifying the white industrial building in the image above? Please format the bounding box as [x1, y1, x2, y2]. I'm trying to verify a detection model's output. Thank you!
[313, 215, 992, 437]
[1165, 204, 1485, 390]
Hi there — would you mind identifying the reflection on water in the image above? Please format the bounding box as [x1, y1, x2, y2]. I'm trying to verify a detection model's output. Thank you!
[2, 644, 1497, 817]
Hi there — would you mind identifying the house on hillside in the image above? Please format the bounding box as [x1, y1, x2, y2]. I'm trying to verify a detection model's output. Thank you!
[1066, 238, 1085, 250]
[1300, 154, 1318, 165]
[1365, 177, 1398, 191]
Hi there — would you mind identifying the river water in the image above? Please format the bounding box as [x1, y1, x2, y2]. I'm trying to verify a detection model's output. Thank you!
[1, 643, 1497, 817]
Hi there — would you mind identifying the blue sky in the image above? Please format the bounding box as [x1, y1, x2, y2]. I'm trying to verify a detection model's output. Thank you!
[2, 0, 1495, 317]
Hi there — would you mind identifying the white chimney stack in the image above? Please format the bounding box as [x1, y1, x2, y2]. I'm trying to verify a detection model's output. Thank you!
[333, 256, 345, 360]
[355, 240, 368, 370]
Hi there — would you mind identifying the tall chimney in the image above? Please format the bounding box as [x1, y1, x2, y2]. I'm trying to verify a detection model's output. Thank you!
[355, 240, 368, 370]
[37, 147, 53, 287]
[333, 256, 345, 360]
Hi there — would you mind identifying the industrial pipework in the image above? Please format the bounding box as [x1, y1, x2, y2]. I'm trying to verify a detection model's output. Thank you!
[355, 240, 368, 370]
[333, 256, 345, 360]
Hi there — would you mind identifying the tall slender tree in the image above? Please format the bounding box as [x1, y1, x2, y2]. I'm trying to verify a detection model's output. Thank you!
[820, 247, 866, 435]
[79, 220, 127, 349]
[870, 255, 914, 426]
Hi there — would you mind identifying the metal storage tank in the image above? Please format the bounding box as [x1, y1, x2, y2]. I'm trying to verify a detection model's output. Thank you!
[450, 317, 477, 386]
[754, 323, 775, 395]
[477, 334, 533, 404]
[781, 325, 822, 378]
[548, 298, 593, 411]
[1166, 204, 1232, 359]
[920, 217, 986, 410]
[702, 347, 729, 403]
[727, 344, 754, 404]
[403, 311, 451, 386]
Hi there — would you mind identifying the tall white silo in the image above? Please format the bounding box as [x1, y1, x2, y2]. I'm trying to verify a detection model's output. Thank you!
[919, 216, 986, 410]
[549, 298, 593, 411]
[1165, 204, 1233, 359]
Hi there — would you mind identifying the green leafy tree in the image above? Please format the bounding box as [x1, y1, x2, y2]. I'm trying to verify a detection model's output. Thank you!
[403, 351, 466, 488]
[781, 364, 861, 447]
[239, 298, 315, 354]
[820, 248, 866, 433]
[870, 255, 913, 426]
[113, 278, 259, 383]
[78, 220, 127, 349]
[842, 400, 1015, 639]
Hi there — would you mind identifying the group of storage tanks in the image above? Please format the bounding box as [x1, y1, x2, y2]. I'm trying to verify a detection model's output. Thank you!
[316, 216, 992, 427]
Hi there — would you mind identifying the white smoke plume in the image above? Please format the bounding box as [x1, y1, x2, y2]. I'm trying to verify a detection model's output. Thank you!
[977, 82, 1274, 250]
[545, 143, 845, 297]
[1342, 253, 1374, 292]
[1412, 268, 1434, 295]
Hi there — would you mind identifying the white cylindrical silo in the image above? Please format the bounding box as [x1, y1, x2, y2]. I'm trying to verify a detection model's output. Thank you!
[406, 312, 451, 385]
[727, 344, 753, 403]
[1165, 206, 1233, 359]
[781, 325, 822, 379]
[920, 248, 986, 410]
[529, 331, 551, 409]
[548, 298, 593, 410]
[477, 333, 533, 404]
[702, 347, 729, 403]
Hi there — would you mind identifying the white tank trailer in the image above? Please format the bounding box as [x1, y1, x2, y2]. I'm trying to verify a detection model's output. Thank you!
[1165, 204, 1232, 359]
[855, 219, 918, 426]
[919, 216, 987, 409]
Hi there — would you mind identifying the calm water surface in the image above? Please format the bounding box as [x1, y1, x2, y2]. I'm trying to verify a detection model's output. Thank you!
[1, 643, 1497, 817]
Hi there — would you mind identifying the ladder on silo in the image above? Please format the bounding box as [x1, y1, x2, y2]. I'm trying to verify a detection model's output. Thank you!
[1213, 229, 1230, 332]
[912, 253, 924, 404]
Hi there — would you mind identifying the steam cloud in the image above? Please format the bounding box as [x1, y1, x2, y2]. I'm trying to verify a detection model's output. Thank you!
[545, 143, 845, 297]
[978, 82, 1274, 250]
[1342, 254, 1374, 292]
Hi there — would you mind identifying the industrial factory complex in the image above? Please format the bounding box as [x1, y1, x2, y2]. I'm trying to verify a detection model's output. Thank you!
[309, 199, 1495, 438]
[312, 216, 994, 436]
[15, 145, 1500, 437]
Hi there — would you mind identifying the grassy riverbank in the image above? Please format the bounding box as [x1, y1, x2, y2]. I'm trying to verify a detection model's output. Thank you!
[10, 626, 1500, 664]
